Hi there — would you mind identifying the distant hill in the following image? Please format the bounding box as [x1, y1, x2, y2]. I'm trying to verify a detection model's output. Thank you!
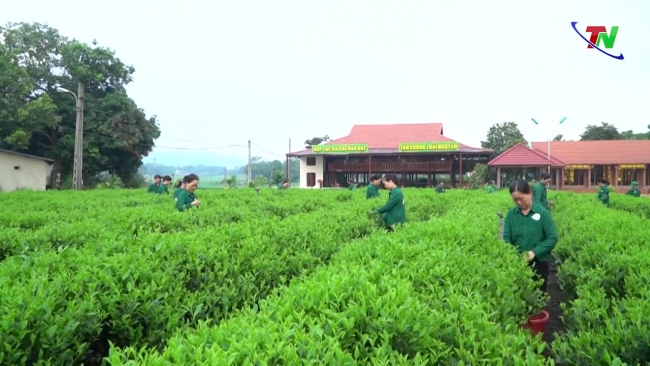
[143, 150, 245, 168]
[140, 163, 238, 177]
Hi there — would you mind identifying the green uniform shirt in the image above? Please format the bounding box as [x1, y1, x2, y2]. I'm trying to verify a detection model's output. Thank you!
[148, 183, 159, 193]
[375, 187, 406, 227]
[435, 186, 446, 193]
[173, 188, 182, 199]
[487, 185, 496, 194]
[533, 182, 548, 209]
[626, 188, 640, 197]
[503, 203, 558, 262]
[158, 184, 170, 194]
[366, 184, 380, 199]
[598, 185, 610, 206]
[176, 189, 198, 211]
[347, 184, 356, 191]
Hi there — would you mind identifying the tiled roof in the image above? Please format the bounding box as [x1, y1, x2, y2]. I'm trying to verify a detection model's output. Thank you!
[0, 148, 54, 162]
[488, 143, 567, 167]
[288, 123, 491, 156]
[531, 140, 650, 165]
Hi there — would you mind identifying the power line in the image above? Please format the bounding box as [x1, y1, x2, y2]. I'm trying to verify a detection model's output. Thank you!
[251, 142, 285, 158]
[156, 135, 240, 146]
[55, 125, 248, 150]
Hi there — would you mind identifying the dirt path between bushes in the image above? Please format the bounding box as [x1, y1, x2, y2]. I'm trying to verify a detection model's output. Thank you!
[542, 260, 567, 363]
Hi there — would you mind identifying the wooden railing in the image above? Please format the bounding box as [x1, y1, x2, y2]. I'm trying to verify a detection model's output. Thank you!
[328, 161, 452, 172]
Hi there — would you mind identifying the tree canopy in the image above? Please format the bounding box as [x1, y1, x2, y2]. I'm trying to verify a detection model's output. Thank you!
[304, 135, 330, 149]
[480, 122, 527, 156]
[0, 22, 160, 187]
[621, 124, 650, 140]
[579, 122, 622, 141]
[239, 157, 299, 185]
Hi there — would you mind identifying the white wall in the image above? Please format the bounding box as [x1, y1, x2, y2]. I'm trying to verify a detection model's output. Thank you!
[0, 152, 49, 192]
[297, 156, 324, 188]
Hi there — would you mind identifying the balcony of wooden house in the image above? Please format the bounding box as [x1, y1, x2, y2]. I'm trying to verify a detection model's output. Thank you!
[328, 161, 452, 173]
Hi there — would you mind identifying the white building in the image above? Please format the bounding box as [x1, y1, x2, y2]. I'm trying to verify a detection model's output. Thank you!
[0, 149, 53, 192]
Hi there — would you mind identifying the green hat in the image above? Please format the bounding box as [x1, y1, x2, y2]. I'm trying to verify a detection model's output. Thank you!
[631, 181, 638, 186]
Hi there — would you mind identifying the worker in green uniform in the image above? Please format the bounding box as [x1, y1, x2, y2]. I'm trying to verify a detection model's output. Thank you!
[347, 180, 356, 191]
[279, 179, 289, 190]
[158, 175, 172, 194]
[503, 179, 558, 292]
[596, 178, 610, 206]
[626, 181, 641, 197]
[176, 174, 200, 211]
[371, 174, 405, 231]
[148, 174, 161, 193]
[173, 179, 186, 202]
[487, 180, 497, 193]
[366, 174, 381, 199]
[435, 181, 446, 193]
[533, 173, 551, 209]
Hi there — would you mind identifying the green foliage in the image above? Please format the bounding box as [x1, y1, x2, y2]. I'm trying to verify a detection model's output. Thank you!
[0, 22, 159, 187]
[221, 174, 238, 188]
[620, 124, 650, 140]
[254, 175, 267, 188]
[239, 157, 299, 185]
[468, 162, 494, 188]
[549, 192, 650, 365]
[580, 122, 622, 140]
[304, 135, 330, 149]
[481, 122, 527, 156]
[1, 189, 649, 364]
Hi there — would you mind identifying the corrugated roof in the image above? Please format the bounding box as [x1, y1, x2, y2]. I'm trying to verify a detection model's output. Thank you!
[0, 148, 54, 163]
[288, 123, 491, 156]
[531, 140, 650, 165]
[488, 143, 567, 167]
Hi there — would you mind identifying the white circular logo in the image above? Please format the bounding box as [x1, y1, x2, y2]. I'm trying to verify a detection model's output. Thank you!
[531, 213, 541, 221]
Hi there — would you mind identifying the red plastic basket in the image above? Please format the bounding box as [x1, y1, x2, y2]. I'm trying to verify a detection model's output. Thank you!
[526, 310, 549, 336]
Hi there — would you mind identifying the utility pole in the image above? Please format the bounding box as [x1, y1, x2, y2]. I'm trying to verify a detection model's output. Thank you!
[247, 139, 252, 185]
[286, 138, 291, 180]
[531, 117, 567, 175]
[72, 83, 85, 190]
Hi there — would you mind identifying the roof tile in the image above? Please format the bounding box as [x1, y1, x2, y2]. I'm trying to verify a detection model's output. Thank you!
[488, 143, 567, 167]
[289, 123, 490, 155]
[531, 140, 650, 165]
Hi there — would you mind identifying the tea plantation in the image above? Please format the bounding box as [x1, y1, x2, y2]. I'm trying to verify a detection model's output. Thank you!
[0, 188, 648, 365]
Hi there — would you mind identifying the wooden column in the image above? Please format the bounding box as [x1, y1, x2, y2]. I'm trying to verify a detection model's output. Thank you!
[586, 168, 591, 188]
[459, 154, 464, 185]
[368, 155, 372, 177]
[427, 173, 432, 187]
[496, 167, 502, 188]
[614, 166, 619, 187]
[639, 168, 648, 188]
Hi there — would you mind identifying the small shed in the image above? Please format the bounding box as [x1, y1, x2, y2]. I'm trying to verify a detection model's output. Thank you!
[0, 149, 53, 192]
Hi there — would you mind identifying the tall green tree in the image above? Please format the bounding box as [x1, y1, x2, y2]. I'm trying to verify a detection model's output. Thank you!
[239, 157, 299, 185]
[579, 122, 622, 140]
[0, 22, 160, 187]
[304, 135, 330, 149]
[480, 122, 527, 156]
[620, 124, 650, 140]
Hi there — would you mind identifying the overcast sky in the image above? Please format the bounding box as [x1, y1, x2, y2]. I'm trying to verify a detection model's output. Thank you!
[4, 0, 649, 165]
